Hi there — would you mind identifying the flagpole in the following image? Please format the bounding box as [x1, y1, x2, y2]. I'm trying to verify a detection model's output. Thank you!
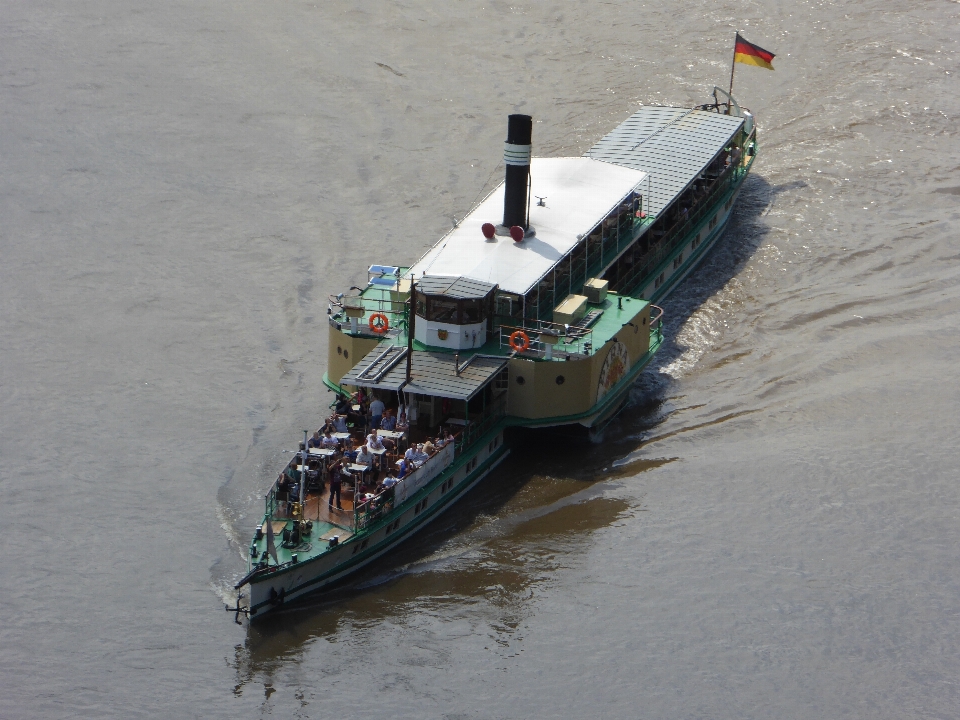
[727, 32, 739, 114]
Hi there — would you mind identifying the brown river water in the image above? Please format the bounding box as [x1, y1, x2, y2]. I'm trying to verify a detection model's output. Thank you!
[2, 0, 959, 717]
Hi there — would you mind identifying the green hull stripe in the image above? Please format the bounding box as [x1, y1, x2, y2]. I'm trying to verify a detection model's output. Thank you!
[250, 442, 510, 613]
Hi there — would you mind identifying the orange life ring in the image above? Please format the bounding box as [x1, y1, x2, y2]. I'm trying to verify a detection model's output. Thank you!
[369, 313, 390, 334]
[509, 330, 530, 353]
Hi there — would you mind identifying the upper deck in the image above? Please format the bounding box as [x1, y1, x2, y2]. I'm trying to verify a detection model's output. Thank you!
[408, 157, 647, 296]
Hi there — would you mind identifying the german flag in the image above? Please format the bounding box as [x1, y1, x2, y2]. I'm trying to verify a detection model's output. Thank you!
[734, 33, 775, 70]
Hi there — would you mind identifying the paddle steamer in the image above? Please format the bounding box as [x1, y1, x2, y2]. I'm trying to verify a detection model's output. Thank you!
[235, 88, 758, 618]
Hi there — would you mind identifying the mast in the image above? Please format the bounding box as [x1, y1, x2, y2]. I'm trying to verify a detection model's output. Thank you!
[727, 32, 739, 113]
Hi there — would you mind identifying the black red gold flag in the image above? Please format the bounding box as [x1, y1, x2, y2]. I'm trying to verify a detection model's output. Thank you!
[734, 33, 776, 70]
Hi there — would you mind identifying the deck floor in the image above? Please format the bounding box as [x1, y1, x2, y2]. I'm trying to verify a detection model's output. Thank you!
[303, 487, 355, 529]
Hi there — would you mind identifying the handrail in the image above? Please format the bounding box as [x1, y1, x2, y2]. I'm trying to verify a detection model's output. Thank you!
[356, 344, 399, 380]
[616, 160, 746, 296]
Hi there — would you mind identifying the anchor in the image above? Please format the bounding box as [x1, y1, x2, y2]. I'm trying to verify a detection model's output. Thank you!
[225, 593, 250, 625]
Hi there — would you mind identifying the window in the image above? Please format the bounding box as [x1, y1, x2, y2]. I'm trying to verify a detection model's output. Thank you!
[692, 233, 701, 250]
[673, 253, 683, 269]
[427, 297, 458, 323]
[462, 299, 482, 324]
[725, 198, 732, 211]
[709, 214, 718, 230]
[654, 272, 665, 290]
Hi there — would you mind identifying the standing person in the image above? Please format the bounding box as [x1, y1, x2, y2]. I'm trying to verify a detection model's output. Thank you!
[328, 461, 343, 510]
[369, 395, 385, 430]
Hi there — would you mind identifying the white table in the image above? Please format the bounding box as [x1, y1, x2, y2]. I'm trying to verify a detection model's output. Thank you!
[308, 448, 336, 457]
[378, 429, 406, 441]
[333, 432, 352, 441]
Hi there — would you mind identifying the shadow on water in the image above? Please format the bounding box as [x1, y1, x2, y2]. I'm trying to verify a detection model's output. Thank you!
[228, 172, 792, 678]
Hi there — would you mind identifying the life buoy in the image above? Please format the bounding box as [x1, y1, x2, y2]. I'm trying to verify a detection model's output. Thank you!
[509, 330, 530, 353]
[369, 313, 389, 334]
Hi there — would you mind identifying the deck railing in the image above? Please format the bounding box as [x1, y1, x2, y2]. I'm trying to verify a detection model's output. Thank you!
[329, 284, 409, 339]
[615, 160, 749, 296]
[353, 442, 456, 531]
[497, 319, 596, 358]
[455, 393, 507, 453]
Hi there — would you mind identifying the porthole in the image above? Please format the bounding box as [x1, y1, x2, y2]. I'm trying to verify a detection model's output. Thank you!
[516, 376, 525, 385]
[555, 375, 565, 385]
[642, 317, 648, 325]
[343, 349, 349, 359]
[337, 346, 343, 355]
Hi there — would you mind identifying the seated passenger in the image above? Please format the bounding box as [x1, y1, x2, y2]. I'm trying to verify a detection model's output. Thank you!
[334, 393, 352, 415]
[366, 428, 385, 452]
[321, 429, 339, 449]
[397, 458, 412, 479]
[342, 437, 358, 462]
[423, 439, 436, 456]
[380, 409, 397, 431]
[411, 443, 429, 465]
[308, 430, 323, 449]
[355, 445, 375, 471]
[396, 409, 409, 431]
[333, 414, 349, 433]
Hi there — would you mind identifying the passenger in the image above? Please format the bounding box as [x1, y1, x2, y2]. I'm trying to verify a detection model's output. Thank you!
[333, 414, 349, 433]
[328, 462, 343, 510]
[423, 439, 436, 456]
[382, 473, 398, 489]
[355, 444, 376, 481]
[308, 430, 323, 449]
[283, 465, 300, 504]
[396, 408, 409, 431]
[369, 396, 385, 430]
[334, 393, 352, 416]
[411, 443, 429, 465]
[342, 437, 358, 462]
[397, 458, 411, 479]
[366, 429, 386, 471]
[366, 428, 384, 452]
[321, 429, 339, 449]
[380, 408, 397, 431]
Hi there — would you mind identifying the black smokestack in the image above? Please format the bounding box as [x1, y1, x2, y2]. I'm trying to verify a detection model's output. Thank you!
[502, 114, 532, 230]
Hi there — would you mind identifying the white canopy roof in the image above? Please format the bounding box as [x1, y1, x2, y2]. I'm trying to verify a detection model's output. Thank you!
[407, 157, 646, 296]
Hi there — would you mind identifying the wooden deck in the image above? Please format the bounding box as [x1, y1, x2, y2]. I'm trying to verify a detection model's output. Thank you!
[303, 487, 356, 529]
